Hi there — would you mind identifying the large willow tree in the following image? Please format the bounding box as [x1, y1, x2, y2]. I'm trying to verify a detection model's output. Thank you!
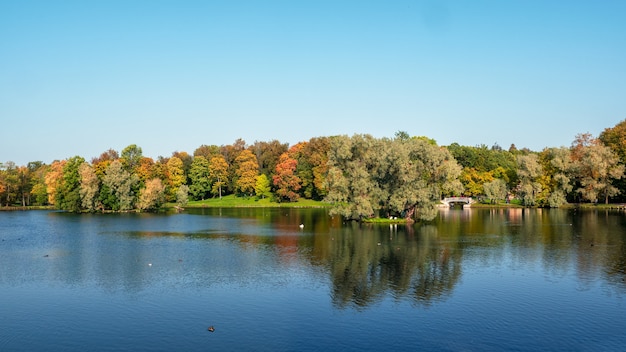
[325, 134, 463, 222]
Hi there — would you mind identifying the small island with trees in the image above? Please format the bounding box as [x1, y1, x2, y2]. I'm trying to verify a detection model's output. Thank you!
[2, 120, 626, 223]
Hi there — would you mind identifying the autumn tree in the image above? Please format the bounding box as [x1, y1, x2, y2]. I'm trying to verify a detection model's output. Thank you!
[234, 149, 259, 196]
[44, 160, 66, 205]
[273, 152, 301, 202]
[599, 119, 626, 199]
[571, 134, 625, 204]
[166, 156, 186, 202]
[599, 119, 626, 161]
[209, 155, 229, 199]
[171, 151, 193, 183]
[459, 168, 494, 197]
[448, 142, 518, 191]
[153, 157, 170, 183]
[136, 157, 157, 183]
[137, 178, 166, 211]
[79, 162, 100, 212]
[538, 147, 574, 207]
[194, 144, 221, 160]
[91, 148, 119, 178]
[299, 137, 330, 200]
[251, 139, 288, 177]
[220, 138, 246, 191]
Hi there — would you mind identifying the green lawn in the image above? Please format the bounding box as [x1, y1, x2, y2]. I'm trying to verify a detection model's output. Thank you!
[182, 194, 332, 208]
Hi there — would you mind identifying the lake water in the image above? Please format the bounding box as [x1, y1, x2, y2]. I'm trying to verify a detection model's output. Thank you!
[1, 207, 625, 351]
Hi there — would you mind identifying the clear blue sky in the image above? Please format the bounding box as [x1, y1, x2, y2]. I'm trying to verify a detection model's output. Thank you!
[2, 0, 625, 165]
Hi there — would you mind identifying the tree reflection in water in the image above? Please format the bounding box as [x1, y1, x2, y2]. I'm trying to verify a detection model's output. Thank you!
[318, 222, 462, 309]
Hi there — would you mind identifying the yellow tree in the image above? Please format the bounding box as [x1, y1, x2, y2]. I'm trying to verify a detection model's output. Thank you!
[166, 156, 185, 202]
[44, 160, 66, 205]
[572, 135, 625, 204]
[91, 149, 119, 178]
[137, 178, 166, 211]
[209, 155, 229, 199]
[234, 150, 259, 196]
[136, 157, 156, 183]
[79, 162, 100, 212]
[459, 168, 494, 197]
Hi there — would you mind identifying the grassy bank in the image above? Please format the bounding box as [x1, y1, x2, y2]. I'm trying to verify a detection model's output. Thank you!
[0, 205, 55, 211]
[182, 194, 332, 208]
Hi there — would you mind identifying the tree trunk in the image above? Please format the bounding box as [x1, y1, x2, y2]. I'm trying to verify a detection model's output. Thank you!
[405, 205, 415, 222]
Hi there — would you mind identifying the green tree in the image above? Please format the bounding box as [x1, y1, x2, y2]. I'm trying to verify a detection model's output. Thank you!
[538, 147, 574, 207]
[0, 161, 19, 206]
[101, 160, 139, 211]
[572, 135, 625, 204]
[255, 174, 271, 199]
[299, 137, 330, 200]
[325, 135, 382, 221]
[16, 166, 31, 206]
[55, 156, 85, 212]
[385, 137, 463, 221]
[188, 156, 211, 200]
[30, 163, 50, 205]
[483, 179, 507, 204]
[79, 162, 100, 212]
[176, 184, 189, 207]
[516, 154, 543, 206]
[599, 121, 626, 201]
[448, 142, 518, 190]
[120, 144, 143, 173]
[326, 135, 463, 222]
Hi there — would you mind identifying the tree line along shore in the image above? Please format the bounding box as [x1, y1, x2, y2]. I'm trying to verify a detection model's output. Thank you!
[2, 120, 626, 221]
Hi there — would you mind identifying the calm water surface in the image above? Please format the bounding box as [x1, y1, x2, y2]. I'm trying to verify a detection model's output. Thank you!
[1, 208, 625, 351]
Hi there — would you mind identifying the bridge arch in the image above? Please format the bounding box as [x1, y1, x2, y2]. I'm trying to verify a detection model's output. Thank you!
[441, 197, 473, 207]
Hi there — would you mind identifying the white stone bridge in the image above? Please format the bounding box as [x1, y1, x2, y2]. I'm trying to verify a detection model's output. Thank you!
[441, 197, 473, 207]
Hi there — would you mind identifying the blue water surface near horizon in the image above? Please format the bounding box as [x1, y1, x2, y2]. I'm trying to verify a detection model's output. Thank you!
[1, 208, 625, 351]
